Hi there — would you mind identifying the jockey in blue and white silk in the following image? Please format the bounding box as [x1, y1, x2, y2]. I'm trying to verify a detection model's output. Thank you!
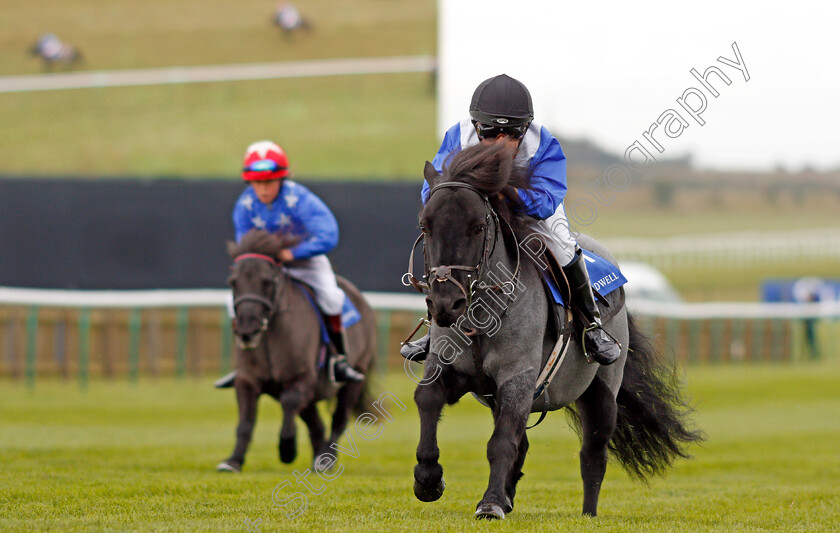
[422, 117, 577, 266]
[405, 74, 621, 367]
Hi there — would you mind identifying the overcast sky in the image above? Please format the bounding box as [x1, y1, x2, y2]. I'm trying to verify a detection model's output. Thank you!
[439, 0, 839, 172]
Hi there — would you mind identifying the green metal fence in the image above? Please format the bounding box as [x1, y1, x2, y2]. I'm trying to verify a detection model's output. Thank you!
[1, 289, 838, 388]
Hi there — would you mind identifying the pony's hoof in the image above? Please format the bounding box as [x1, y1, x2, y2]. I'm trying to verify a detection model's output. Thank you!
[279, 437, 297, 464]
[413, 477, 445, 502]
[216, 461, 241, 473]
[475, 502, 505, 520]
[312, 451, 337, 474]
[504, 495, 513, 514]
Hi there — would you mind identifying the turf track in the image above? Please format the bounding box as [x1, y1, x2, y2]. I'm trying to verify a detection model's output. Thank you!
[1, 363, 838, 532]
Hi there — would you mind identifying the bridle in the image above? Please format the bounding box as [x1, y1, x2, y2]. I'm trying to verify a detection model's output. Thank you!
[231, 252, 284, 334]
[403, 182, 521, 309]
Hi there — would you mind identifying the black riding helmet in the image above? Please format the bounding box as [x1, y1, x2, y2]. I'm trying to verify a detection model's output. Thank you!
[469, 74, 534, 127]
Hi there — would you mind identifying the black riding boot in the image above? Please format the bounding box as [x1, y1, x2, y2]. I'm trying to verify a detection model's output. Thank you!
[326, 315, 365, 383]
[400, 333, 430, 362]
[562, 248, 621, 365]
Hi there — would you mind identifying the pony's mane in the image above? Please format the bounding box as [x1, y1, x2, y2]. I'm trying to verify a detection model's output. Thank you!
[441, 141, 533, 234]
[228, 229, 299, 259]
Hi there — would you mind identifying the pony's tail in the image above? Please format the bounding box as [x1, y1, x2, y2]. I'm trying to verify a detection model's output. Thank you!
[610, 313, 704, 481]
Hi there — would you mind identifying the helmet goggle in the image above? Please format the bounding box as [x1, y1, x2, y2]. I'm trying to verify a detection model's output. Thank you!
[243, 159, 287, 174]
[473, 121, 529, 141]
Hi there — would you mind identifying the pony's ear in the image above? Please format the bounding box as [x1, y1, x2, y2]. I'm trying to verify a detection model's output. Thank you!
[423, 161, 442, 188]
[226, 240, 238, 259]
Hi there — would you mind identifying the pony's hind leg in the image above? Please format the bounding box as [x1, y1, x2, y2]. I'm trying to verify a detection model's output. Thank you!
[327, 381, 365, 451]
[576, 375, 618, 517]
[476, 374, 533, 520]
[298, 402, 326, 468]
[278, 382, 311, 464]
[218, 380, 259, 472]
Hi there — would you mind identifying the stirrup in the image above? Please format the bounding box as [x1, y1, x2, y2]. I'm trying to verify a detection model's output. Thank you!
[581, 324, 621, 366]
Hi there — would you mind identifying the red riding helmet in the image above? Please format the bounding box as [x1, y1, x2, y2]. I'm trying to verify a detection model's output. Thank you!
[242, 140, 290, 181]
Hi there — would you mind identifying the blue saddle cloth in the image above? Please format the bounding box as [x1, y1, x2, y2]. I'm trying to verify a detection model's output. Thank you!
[294, 281, 362, 345]
[543, 250, 627, 306]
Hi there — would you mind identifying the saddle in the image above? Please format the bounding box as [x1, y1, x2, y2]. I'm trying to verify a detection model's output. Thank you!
[289, 279, 362, 366]
[528, 249, 626, 423]
[539, 249, 626, 333]
[292, 280, 332, 349]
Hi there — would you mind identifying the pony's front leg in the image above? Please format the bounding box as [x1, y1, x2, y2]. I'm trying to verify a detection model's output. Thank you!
[476, 374, 533, 520]
[218, 379, 260, 472]
[278, 382, 312, 464]
[413, 373, 448, 502]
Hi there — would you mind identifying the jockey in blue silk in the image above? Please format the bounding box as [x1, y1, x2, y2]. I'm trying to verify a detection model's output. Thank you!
[216, 141, 364, 388]
[402, 74, 621, 366]
[232, 167, 338, 261]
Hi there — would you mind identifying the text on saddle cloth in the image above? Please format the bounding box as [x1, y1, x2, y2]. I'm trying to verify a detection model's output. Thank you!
[543, 250, 627, 307]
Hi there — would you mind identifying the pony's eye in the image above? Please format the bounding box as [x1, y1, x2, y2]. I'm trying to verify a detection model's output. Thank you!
[227, 277, 237, 289]
[473, 224, 486, 235]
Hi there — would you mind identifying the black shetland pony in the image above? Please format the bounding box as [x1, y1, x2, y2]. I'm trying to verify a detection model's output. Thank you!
[218, 229, 377, 472]
[411, 141, 703, 519]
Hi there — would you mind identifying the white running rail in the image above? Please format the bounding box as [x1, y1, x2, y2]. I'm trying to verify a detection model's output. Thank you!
[1, 286, 838, 319]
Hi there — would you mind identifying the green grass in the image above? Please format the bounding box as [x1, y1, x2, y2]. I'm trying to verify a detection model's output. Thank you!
[2, 364, 839, 531]
[0, 74, 438, 178]
[585, 207, 840, 239]
[574, 205, 840, 301]
[1, 0, 438, 177]
[2, 0, 436, 74]
[664, 259, 840, 302]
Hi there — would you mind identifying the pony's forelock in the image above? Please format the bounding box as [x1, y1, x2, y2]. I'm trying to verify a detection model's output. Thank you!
[228, 229, 299, 259]
[439, 141, 533, 235]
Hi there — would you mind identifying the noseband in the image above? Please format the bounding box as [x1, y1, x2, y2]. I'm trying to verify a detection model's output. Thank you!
[403, 182, 521, 306]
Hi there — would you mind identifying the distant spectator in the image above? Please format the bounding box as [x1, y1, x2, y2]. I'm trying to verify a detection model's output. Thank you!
[274, 2, 312, 36]
[30, 33, 82, 70]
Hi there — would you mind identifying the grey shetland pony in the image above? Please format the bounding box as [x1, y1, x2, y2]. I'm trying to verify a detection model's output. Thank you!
[29, 34, 82, 70]
[411, 141, 702, 519]
[217, 229, 376, 472]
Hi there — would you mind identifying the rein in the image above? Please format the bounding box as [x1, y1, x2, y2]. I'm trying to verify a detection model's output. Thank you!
[403, 181, 526, 410]
[403, 182, 521, 310]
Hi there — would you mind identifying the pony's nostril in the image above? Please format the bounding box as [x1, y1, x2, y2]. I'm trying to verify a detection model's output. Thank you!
[452, 298, 467, 315]
[240, 333, 252, 343]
